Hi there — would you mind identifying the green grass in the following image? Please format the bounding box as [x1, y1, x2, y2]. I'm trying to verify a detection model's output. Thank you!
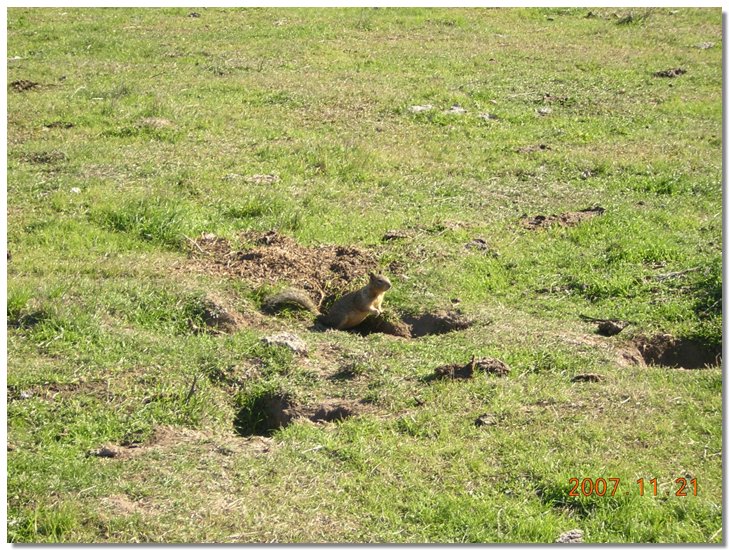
[7, 7, 722, 543]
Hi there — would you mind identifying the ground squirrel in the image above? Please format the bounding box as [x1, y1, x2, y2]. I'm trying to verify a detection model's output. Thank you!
[262, 273, 392, 330]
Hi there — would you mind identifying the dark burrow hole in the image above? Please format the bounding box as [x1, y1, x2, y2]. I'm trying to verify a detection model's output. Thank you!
[234, 392, 358, 437]
[633, 333, 721, 369]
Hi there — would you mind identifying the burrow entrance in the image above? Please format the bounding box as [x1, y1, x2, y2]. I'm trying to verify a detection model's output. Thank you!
[632, 333, 721, 369]
[233, 392, 364, 436]
[350, 310, 474, 339]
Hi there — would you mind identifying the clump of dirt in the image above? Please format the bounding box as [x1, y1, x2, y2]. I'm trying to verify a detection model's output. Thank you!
[234, 392, 364, 435]
[431, 357, 511, 380]
[571, 373, 605, 383]
[10, 79, 40, 92]
[190, 231, 378, 300]
[633, 333, 720, 369]
[521, 206, 605, 230]
[654, 67, 686, 78]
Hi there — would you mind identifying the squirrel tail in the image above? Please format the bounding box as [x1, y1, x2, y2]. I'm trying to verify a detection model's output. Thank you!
[262, 289, 320, 315]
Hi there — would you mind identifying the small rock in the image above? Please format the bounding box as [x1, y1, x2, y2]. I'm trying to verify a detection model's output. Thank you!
[580, 170, 593, 180]
[70, 187, 81, 194]
[19, 390, 33, 400]
[475, 413, 498, 427]
[445, 105, 467, 115]
[201, 232, 217, 241]
[697, 42, 715, 50]
[188, 12, 201, 18]
[555, 529, 584, 543]
[409, 104, 433, 113]
[571, 373, 605, 383]
[537, 106, 552, 116]
[261, 332, 308, 355]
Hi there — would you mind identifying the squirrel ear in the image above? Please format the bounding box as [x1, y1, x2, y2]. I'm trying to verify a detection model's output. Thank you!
[368, 272, 376, 279]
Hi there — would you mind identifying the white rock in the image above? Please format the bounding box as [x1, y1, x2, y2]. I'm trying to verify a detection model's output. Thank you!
[409, 104, 433, 113]
[445, 105, 467, 114]
[261, 332, 308, 355]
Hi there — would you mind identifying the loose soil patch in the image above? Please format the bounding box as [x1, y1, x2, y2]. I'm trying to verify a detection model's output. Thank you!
[430, 357, 511, 380]
[521, 206, 605, 230]
[190, 231, 378, 300]
[633, 333, 720, 369]
[89, 425, 273, 460]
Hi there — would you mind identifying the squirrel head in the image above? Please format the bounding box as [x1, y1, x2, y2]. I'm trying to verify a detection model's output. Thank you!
[368, 272, 392, 291]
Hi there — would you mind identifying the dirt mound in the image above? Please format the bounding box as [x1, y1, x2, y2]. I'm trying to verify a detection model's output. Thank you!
[352, 313, 413, 338]
[191, 231, 378, 299]
[522, 207, 605, 230]
[430, 357, 511, 380]
[403, 311, 474, 337]
[234, 392, 365, 436]
[189, 297, 242, 334]
[351, 310, 473, 339]
[633, 333, 720, 369]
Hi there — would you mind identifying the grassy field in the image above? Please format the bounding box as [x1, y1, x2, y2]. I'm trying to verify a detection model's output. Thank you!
[6, 7, 723, 543]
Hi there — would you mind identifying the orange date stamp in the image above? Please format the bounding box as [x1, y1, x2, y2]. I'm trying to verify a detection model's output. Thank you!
[568, 477, 698, 497]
